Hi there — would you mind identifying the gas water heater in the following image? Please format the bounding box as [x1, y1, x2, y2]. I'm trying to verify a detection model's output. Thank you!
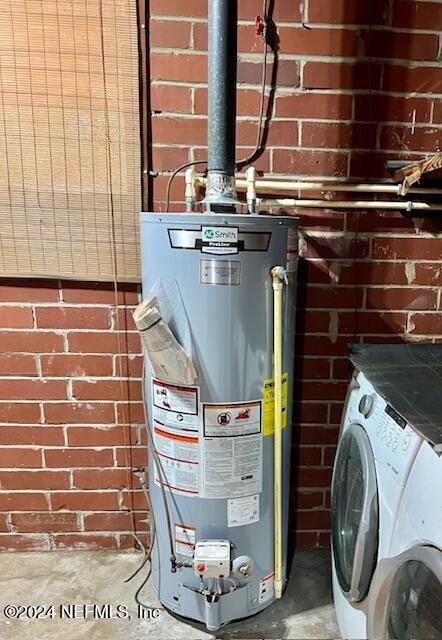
[138, 0, 298, 630]
[140, 214, 297, 629]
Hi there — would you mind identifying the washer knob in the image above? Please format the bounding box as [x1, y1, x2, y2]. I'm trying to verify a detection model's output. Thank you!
[359, 394, 374, 418]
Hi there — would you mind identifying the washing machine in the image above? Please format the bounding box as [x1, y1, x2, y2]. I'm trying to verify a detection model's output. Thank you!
[367, 440, 442, 639]
[331, 346, 428, 640]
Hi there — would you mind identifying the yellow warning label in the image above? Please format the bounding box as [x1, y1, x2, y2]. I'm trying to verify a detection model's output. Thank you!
[263, 373, 288, 436]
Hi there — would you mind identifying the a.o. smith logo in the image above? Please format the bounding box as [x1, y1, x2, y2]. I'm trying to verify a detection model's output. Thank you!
[203, 227, 237, 241]
[201, 226, 238, 255]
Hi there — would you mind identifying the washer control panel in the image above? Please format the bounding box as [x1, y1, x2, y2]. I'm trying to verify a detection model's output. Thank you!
[375, 404, 411, 452]
[347, 372, 422, 480]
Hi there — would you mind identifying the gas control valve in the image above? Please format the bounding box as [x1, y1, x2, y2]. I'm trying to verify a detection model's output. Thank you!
[193, 540, 231, 578]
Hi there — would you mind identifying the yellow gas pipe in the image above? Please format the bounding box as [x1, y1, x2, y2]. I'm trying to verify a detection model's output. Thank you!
[271, 266, 287, 599]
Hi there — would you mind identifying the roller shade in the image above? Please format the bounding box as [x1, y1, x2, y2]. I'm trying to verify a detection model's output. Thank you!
[0, 0, 141, 282]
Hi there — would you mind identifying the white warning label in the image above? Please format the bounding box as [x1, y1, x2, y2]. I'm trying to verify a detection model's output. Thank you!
[259, 572, 275, 603]
[201, 432, 262, 499]
[175, 523, 196, 557]
[203, 401, 261, 437]
[201, 400, 262, 499]
[227, 494, 259, 527]
[152, 379, 199, 433]
[154, 426, 199, 497]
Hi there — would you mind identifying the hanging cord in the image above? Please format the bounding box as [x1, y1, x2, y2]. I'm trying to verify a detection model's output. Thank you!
[98, 0, 143, 552]
[124, 470, 155, 584]
[126, 471, 159, 610]
[165, 160, 208, 212]
[133, 551, 154, 609]
[164, 2, 269, 210]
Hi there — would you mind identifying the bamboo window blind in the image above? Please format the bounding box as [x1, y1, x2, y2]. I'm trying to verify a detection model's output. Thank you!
[0, 0, 142, 282]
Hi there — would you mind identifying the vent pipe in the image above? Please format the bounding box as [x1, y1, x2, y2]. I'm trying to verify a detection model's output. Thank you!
[204, 0, 239, 209]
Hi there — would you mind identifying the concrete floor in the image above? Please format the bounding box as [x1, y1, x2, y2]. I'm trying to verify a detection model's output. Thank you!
[0, 549, 339, 639]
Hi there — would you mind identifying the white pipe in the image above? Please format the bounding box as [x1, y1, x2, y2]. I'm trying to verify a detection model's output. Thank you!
[245, 166, 257, 213]
[194, 176, 442, 196]
[185, 168, 196, 212]
[270, 266, 287, 600]
[256, 198, 441, 211]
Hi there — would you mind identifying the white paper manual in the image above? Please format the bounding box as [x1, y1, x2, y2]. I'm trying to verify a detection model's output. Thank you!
[133, 297, 197, 385]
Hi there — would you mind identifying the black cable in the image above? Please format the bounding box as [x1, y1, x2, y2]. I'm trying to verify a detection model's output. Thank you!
[134, 559, 154, 609]
[165, 160, 207, 212]
[133, 498, 156, 609]
[124, 470, 155, 584]
[125, 552, 149, 584]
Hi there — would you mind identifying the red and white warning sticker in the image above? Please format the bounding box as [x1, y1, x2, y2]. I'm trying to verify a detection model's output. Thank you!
[203, 400, 262, 437]
[154, 426, 199, 496]
[175, 524, 196, 557]
[152, 379, 199, 433]
[259, 572, 275, 603]
[201, 400, 262, 499]
[258, 562, 286, 603]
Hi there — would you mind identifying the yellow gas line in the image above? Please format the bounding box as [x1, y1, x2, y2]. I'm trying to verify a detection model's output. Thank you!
[271, 266, 286, 599]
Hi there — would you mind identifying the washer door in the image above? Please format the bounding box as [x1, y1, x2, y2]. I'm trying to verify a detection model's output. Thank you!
[332, 423, 379, 602]
[368, 546, 442, 640]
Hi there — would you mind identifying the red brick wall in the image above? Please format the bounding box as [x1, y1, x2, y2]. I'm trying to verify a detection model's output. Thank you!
[1, 0, 442, 550]
[0, 281, 147, 550]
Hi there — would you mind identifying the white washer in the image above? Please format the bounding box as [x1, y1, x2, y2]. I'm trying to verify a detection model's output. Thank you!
[367, 440, 442, 639]
[331, 370, 423, 640]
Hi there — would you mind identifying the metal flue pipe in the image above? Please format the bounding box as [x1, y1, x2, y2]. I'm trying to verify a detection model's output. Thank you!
[204, 0, 239, 208]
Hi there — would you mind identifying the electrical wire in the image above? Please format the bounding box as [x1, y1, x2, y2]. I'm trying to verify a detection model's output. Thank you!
[134, 559, 154, 609]
[98, 0, 143, 553]
[235, 0, 269, 169]
[133, 486, 157, 609]
[222, 577, 239, 592]
[165, 160, 208, 212]
[164, 2, 269, 210]
[125, 542, 150, 583]
[124, 470, 155, 584]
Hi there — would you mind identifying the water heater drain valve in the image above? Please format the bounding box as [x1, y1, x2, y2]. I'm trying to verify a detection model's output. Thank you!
[193, 540, 231, 578]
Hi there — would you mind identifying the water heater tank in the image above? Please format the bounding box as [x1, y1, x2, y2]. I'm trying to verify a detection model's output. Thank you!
[140, 212, 298, 630]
